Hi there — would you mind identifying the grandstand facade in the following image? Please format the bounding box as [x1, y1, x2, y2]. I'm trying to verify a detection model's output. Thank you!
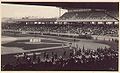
[2, 8, 118, 37]
[7, 9, 119, 24]
[2, 2, 119, 42]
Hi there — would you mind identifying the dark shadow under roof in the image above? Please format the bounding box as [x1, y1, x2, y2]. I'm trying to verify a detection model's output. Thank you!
[1, 2, 119, 10]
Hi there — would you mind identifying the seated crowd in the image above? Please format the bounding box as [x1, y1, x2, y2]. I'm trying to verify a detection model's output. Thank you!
[2, 23, 118, 37]
[2, 46, 118, 71]
[59, 10, 118, 21]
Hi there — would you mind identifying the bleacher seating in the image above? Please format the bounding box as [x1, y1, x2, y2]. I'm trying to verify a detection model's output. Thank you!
[2, 23, 118, 37]
[59, 10, 118, 21]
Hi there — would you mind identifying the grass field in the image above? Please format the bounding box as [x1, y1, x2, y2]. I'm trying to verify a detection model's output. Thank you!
[2, 39, 62, 50]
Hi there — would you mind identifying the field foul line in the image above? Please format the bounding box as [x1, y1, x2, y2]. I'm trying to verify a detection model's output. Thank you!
[14, 46, 69, 57]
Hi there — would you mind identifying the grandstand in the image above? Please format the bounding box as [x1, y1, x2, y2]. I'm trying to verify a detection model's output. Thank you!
[2, 9, 119, 37]
[59, 9, 118, 21]
[1, 2, 119, 71]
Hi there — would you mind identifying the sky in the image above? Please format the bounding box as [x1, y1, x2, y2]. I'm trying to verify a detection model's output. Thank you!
[1, 4, 67, 18]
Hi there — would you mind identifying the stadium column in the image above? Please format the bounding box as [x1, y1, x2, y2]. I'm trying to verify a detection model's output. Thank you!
[59, 8, 61, 17]
[113, 22, 115, 25]
[104, 21, 106, 24]
[88, 22, 90, 24]
[95, 22, 97, 24]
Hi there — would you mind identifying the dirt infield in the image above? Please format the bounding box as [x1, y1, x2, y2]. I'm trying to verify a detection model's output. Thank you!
[1, 35, 112, 55]
[1, 36, 111, 55]
[1, 37, 66, 55]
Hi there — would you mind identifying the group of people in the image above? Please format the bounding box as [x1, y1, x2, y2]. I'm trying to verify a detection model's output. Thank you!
[2, 46, 118, 71]
[60, 10, 118, 20]
[2, 22, 118, 37]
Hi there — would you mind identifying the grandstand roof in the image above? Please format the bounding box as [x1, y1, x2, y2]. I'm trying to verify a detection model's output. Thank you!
[15, 18, 57, 22]
[2, 2, 119, 10]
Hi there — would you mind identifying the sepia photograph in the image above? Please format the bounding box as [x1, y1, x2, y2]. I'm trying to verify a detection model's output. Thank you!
[1, 2, 119, 71]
